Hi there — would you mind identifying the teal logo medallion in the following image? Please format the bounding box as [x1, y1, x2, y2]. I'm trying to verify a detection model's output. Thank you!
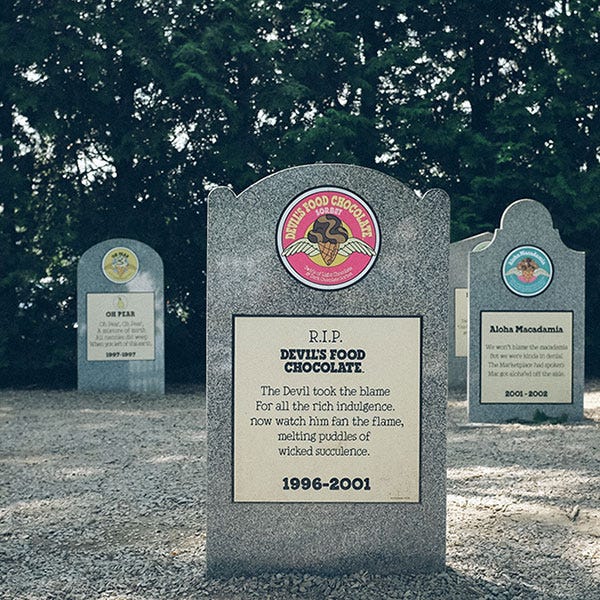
[502, 246, 553, 297]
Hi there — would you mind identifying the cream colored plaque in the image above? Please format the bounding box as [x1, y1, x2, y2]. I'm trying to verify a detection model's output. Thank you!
[480, 311, 573, 404]
[87, 293, 155, 361]
[233, 316, 421, 503]
[454, 288, 468, 357]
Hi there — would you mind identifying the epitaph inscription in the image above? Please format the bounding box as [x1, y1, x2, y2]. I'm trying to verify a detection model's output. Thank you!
[480, 311, 573, 404]
[86, 292, 155, 361]
[234, 316, 420, 503]
[454, 288, 469, 358]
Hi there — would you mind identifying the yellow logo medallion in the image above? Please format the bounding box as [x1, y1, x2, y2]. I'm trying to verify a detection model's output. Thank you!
[102, 247, 139, 284]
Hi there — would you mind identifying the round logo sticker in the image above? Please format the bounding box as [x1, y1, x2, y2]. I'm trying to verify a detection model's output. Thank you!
[502, 246, 553, 297]
[102, 247, 139, 284]
[277, 187, 380, 290]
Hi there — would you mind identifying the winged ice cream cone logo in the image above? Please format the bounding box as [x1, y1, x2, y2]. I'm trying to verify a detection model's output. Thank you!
[102, 247, 139, 283]
[505, 257, 551, 283]
[501, 246, 553, 297]
[112, 254, 130, 277]
[282, 215, 375, 265]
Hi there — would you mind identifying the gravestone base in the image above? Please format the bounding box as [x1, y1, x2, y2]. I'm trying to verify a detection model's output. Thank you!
[207, 503, 446, 577]
[468, 402, 578, 425]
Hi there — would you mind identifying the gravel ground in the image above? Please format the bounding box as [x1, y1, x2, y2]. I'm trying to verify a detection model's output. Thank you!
[1, 384, 598, 599]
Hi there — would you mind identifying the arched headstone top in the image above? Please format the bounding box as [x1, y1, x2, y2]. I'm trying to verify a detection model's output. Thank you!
[207, 163, 450, 297]
[209, 164, 422, 207]
[79, 237, 163, 271]
[422, 188, 450, 211]
[500, 199, 555, 232]
[78, 238, 163, 292]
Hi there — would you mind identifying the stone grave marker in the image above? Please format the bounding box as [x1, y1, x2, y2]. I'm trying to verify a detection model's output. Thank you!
[206, 164, 449, 576]
[449, 232, 493, 392]
[468, 199, 584, 422]
[77, 238, 164, 393]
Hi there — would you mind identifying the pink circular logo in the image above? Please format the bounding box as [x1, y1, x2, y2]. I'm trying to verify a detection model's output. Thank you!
[277, 187, 380, 290]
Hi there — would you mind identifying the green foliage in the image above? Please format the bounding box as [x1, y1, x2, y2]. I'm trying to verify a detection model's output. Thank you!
[1, 0, 599, 386]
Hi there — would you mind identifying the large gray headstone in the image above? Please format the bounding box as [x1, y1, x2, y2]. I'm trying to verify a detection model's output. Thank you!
[206, 164, 449, 576]
[468, 200, 584, 422]
[449, 232, 493, 392]
[77, 238, 164, 394]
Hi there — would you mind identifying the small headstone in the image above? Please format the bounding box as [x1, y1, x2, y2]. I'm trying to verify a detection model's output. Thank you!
[468, 200, 584, 422]
[77, 238, 164, 394]
[448, 232, 493, 392]
[206, 164, 449, 576]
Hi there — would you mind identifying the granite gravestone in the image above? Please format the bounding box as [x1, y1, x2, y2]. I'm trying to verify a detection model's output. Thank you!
[206, 164, 449, 576]
[449, 232, 493, 392]
[78, 238, 164, 394]
[468, 199, 584, 422]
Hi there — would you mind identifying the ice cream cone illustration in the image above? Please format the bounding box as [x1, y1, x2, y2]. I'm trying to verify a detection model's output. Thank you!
[517, 258, 538, 282]
[318, 241, 339, 265]
[308, 215, 348, 265]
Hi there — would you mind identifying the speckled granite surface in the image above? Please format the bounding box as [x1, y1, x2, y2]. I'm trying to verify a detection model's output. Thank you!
[206, 165, 449, 576]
